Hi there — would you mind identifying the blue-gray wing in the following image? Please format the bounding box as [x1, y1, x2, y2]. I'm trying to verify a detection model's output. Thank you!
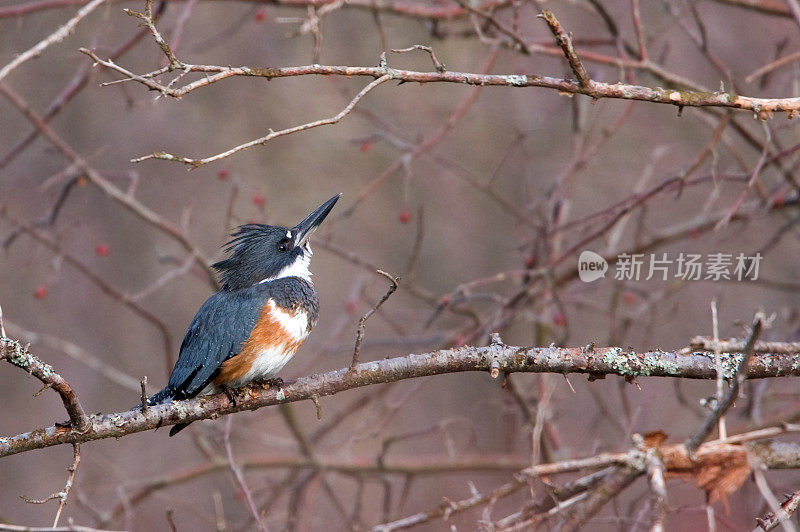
[148, 278, 318, 406]
[159, 288, 267, 401]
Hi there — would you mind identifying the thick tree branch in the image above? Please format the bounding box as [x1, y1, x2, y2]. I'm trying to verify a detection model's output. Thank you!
[1, 337, 89, 432]
[3, 340, 800, 458]
[81, 51, 800, 117]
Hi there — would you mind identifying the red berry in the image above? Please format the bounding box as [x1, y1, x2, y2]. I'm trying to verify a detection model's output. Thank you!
[399, 209, 411, 224]
[217, 169, 230, 180]
[345, 300, 358, 312]
[440, 294, 451, 306]
[360, 141, 372, 153]
[252, 194, 266, 208]
[552, 312, 566, 327]
[774, 193, 785, 207]
[34, 285, 47, 300]
[95, 244, 109, 257]
[622, 292, 636, 305]
[254, 8, 266, 22]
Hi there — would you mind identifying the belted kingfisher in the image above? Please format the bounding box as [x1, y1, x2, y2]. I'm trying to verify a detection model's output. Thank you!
[148, 194, 340, 436]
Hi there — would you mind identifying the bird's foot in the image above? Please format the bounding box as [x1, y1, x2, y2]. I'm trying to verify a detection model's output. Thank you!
[220, 384, 238, 406]
[255, 377, 284, 389]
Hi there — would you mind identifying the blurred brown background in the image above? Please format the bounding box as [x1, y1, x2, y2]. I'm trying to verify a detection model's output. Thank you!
[1, 0, 800, 529]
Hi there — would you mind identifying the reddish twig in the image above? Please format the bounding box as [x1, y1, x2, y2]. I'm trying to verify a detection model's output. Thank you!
[755, 487, 800, 531]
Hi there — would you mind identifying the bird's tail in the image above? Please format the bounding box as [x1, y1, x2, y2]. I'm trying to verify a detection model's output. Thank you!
[169, 423, 192, 436]
[147, 386, 175, 406]
[139, 387, 195, 436]
[146, 387, 195, 436]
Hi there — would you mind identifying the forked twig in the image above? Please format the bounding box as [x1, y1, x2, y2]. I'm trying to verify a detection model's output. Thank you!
[685, 314, 764, 454]
[391, 45, 446, 72]
[131, 74, 392, 168]
[350, 270, 400, 368]
[538, 10, 590, 86]
[1, 336, 89, 432]
[20, 444, 81, 528]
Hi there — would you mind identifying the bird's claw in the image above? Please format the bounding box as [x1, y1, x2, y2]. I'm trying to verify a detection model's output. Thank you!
[220, 385, 238, 406]
[255, 377, 284, 389]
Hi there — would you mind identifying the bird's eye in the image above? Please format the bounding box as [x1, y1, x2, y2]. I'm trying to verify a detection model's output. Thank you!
[277, 239, 289, 252]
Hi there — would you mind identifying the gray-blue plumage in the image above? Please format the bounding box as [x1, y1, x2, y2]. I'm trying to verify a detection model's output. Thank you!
[146, 194, 338, 436]
[149, 278, 318, 404]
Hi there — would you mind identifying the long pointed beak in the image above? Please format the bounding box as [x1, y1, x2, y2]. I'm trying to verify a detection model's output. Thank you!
[292, 194, 340, 247]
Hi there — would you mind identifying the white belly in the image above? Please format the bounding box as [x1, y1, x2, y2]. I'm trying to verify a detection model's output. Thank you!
[227, 301, 310, 388]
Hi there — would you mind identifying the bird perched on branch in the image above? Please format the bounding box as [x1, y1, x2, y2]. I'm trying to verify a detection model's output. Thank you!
[148, 194, 340, 436]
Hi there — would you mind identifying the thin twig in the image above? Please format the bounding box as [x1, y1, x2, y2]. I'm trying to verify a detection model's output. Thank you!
[19, 443, 81, 528]
[685, 314, 764, 455]
[351, 270, 400, 368]
[557, 465, 643, 532]
[223, 417, 268, 531]
[1, 336, 89, 432]
[752, 464, 797, 532]
[631, 0, 648, 61]
[711, 299, 726, 440]
[140, 377, 148, 412]
[53, 444, 81, 527]
[746, 50, 800, 83]
[633, 433, 667, 531]
[754, 487, 800, 531]
[0, 81, 218, 289]
[0, 0, 107, 83]
[5, 320, 140, 391]
[123, 0, 179, 68]
[391, 45, 445, 72]
[538, 10, 590, 86]
[131, 74, 392, 167]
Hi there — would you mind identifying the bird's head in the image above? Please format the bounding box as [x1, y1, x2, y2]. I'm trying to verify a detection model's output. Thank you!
[213, 194, 340, 290]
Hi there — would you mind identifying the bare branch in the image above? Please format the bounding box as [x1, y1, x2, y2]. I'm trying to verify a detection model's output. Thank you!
[0, 0, 516, 21]
[131, 74, 393, 167]
[0, 0, 107, 83]
[2, 339, 800, 457]
[391, 45, 446, 73]
[223, 417, 267, 532]
[1, 337, 89, 432]
[53, 444, 81, 527]
[685, 314, 764, 454]
[755, 488, 800, 531]
[351, 270, 400, 368]
[75, 50, 800, 169]
[123, 0, 179, 68]
[538, 10, 590, 86]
